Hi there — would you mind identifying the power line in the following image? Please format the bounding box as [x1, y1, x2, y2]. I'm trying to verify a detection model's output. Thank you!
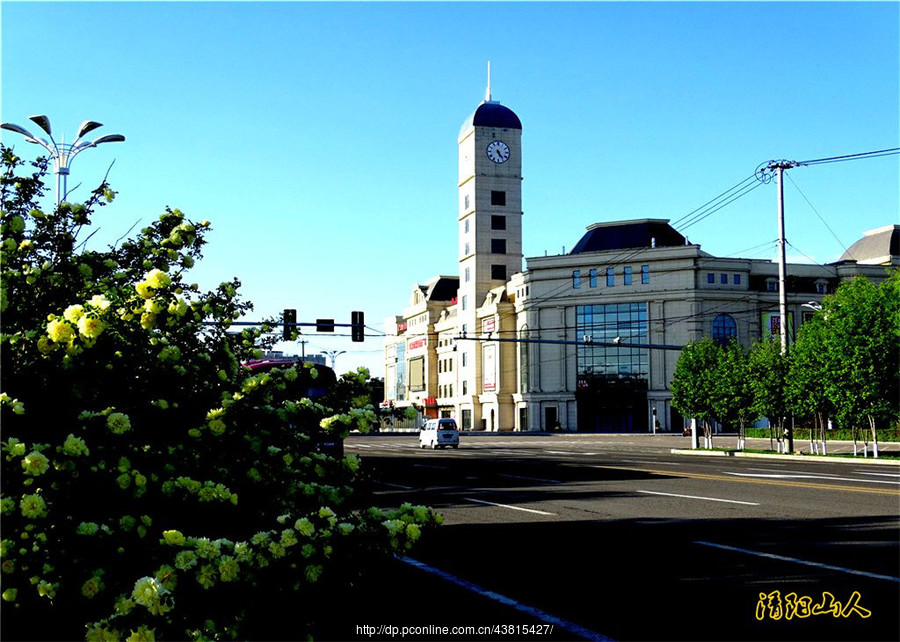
[798, 147, 900, 166]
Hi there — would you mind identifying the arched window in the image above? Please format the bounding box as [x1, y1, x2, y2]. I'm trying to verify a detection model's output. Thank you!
[712, 314, 737, 345]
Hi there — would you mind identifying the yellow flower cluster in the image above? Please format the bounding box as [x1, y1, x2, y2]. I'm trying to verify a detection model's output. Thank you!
[42, 294, 112, 354]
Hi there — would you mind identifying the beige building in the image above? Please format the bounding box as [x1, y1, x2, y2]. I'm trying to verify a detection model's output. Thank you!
[383, 89, 899, 432]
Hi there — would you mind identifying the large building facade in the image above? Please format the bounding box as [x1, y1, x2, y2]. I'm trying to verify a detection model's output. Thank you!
[383, 89, 899, 433]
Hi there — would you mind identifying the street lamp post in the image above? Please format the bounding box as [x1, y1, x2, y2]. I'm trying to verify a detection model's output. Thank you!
[321, 350, 346, 370]
[1, 115, 124, 206]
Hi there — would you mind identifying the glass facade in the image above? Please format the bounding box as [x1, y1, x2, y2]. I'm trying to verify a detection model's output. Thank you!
[576, 303, 649, 382]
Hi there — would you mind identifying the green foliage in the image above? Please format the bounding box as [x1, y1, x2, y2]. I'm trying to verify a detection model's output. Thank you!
[674, 272, 899, 453]
[814, 274, 899, 435]
[670, 337, 720, 435]
[747, 337, 790, 431]
[672, 338, 757, 445]
[0, 147, 441, 640]
[711, 339, 757, 437]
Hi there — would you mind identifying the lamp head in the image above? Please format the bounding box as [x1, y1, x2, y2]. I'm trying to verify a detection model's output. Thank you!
[2, 122, 36, 139]
[76, 120, 104, 139]
[28, 115, 52, 137]
[92, 134, 125, 145]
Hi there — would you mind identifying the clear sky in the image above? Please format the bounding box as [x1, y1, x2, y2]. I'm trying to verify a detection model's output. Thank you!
[3, 1, 898, 376]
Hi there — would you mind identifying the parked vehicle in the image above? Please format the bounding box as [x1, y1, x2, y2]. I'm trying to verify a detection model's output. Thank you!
[419, 418, 460, 449]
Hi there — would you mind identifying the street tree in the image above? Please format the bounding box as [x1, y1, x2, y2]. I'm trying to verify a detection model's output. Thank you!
[712, 338, 757, 450]
[788, 312, 835, 454]
[671, 337, 720, 448]
[747, 337, 790, 453]
[816, 274, 900, 457]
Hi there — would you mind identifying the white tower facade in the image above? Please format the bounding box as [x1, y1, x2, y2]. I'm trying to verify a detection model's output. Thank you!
[455, 84, 523, 430]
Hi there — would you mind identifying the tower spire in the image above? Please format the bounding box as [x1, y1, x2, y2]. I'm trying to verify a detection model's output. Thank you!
[485, 60, 492, 102]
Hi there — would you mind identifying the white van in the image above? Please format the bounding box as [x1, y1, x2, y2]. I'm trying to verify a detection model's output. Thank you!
[419, 418, 460, 449]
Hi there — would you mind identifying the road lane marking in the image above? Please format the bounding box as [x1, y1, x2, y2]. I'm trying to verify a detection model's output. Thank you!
[380, 482, 413, 490]
[587, 465, 900, 495]
[637, 490, 759, 506]
[725, 471, 900, 485]
[695, 541, 900, 583]
[498, 473, 561, 484]
[856, 471, 900, 478]
[464, 497, 557, 515]
[398, 555, 615, 641]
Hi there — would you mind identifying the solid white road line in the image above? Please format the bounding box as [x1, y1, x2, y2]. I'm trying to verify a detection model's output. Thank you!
[464, 497, 557, 515]
[637, 490, 760, 506]
[695, 541, 900, 583]
[398, 555, 615, 641]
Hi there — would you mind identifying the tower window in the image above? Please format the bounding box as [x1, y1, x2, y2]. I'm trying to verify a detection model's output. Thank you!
[491, 264, 506, 280]
[464, 194, 470, 210]
[464, 219, 470, 233]
[491, 191, 506, 206]
[491, 215, 506, 230]
[573, 270, 581, 289]
[491, 239, 506, 254]
[465, 266, 470, 283]
[624, 266, 632, 286]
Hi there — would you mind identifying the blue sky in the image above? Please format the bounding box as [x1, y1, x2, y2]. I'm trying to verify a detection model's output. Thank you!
[3, 1, 898, 375]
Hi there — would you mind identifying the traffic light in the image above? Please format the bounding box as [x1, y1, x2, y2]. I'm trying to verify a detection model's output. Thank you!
[283, 309, 297, 340]
[351, 310, 365, 342]
[316, 319, 335, 333]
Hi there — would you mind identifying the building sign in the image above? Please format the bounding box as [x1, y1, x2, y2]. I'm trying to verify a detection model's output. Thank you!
[397, 322, 407, 334]
[386, 364, 396, 401]
[409, 356, 425, 392]
[482, 317, 496, 334]
[761, 312, 795, 344]
[483, 343, 497, 391]
[408, 337, 427, 352]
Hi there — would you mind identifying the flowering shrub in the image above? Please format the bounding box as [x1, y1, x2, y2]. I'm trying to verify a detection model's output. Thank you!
[0, 147, 441, 640]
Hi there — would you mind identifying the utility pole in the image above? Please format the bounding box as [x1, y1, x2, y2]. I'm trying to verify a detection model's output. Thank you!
[760, 159, 801, 355]
[759, 159, 802, 455]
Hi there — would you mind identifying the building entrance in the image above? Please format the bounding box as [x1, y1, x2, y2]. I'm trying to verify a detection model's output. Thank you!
[576, 378, 648, 433]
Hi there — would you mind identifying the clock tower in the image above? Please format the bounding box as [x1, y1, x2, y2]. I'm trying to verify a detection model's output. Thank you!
[456, 72, 523, 430]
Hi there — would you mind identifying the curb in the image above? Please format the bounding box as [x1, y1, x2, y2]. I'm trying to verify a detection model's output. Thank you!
[670, 448, 900, 466]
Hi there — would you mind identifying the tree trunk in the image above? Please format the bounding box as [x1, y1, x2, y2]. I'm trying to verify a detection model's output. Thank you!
[869, 415, 879, 458]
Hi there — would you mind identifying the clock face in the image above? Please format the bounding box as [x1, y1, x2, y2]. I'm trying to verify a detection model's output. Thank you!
[486, 140, 510, 164]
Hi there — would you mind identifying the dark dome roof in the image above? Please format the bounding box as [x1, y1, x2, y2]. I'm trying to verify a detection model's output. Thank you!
[838, 225, 899, 265]
[570, 220, 686, 254]
[460, 101, 522, 136]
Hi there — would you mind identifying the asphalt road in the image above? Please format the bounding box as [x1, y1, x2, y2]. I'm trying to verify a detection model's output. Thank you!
[333, 433, 899, 642]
